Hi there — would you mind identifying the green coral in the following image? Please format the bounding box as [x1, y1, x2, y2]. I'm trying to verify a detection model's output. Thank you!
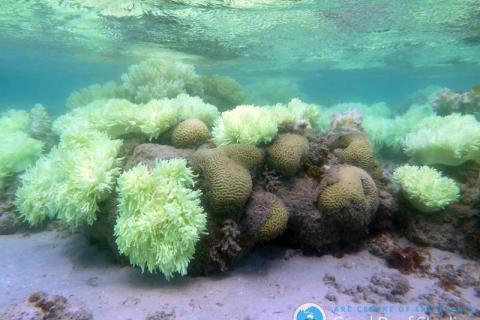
[404, 114, 480, 166]
[267, 98, 321, 131]
[118, 59, 203, 104]
[114, 159, 207, 279]
[0, 132, 44, 189]
[66, 81, 120, 109]
[15, 129, 122, 228]
[393, 165, 460, 213]
[0, 109, 30, 134]
[267, 133, 309, 176]
[212, 105, 278, 146]
[171, 118, 210, 148]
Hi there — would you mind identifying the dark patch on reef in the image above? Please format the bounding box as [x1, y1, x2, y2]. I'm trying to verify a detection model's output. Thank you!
[0, 175, 26, 235]
[0, 291, 93, 320]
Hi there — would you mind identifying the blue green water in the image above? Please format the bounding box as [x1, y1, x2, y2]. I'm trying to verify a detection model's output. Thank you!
[1, 0, 479, 113]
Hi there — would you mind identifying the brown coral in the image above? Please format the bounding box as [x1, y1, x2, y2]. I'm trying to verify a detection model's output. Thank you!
[334, 132, 377, 172]
[171, 118, 210, 148]
[220, 144, 264, 171]
[189, 148, 252, 216]
[243, 188, 289, 242]
[267, 133, 309, 176]
[318, 165, 379, 230]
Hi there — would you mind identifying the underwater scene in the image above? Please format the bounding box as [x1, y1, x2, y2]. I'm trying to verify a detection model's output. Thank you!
[1, 1, 480, 319]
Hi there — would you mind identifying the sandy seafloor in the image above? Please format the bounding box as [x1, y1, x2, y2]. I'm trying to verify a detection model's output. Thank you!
[0, 230, 479, 320]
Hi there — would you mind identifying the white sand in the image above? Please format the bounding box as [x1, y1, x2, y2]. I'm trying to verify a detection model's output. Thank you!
[0, 230, 478, 320]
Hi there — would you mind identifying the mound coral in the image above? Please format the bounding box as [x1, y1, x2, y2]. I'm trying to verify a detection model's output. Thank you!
[15, 129, 122, 227]
[403, 114, 480, 166]
[244, 189, 289, 242]
[190, 149, 252, 215]
[393, 165, 460, 213]
[212, 105, 278, 146]
[334, 132, 376, 171]
[267, 133, 309, 176]
[114, 159, 207, 279]
[219, 144, 264, 171]
[171, 118, 210, 148]
[318, 165, 379, 228]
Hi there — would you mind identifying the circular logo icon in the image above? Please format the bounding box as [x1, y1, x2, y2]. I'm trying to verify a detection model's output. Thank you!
[293, 303, 326, 320]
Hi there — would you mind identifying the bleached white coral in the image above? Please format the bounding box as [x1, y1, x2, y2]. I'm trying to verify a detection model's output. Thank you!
[119, 59, 203, 104]
[66, 81, 120, 109]
[404, 113, 480, 166]
[15, 129, 122, 228]
[115, 159, 207, 279]
[212, 105, 278, 146]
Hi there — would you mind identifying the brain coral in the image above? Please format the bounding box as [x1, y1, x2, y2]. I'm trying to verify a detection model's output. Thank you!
[220, 144, 264, 171]
[334, 132, 376, 171]
[318, 165, 379, 228]
[171, 118, 210, 148]
[190, 148, 253, 215]
[244, 188, 289, 242]
[212, 105, 278, 146]
[393, 165, 460, 213]
[267, 133, 309, 176]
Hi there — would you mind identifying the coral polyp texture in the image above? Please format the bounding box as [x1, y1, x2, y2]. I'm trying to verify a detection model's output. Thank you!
[318, 165, 379, 229]
[171, 118, 211, 148]
[190, 148, 253, 215]
[393, 165, 460, 213]
[244, 189, 289, 242]
[114, 159, 207, 278]
[404, 114, 480, 166]
[267, 133, 309, 176]
[212, 105, 278, 146]
[334, 133, 376, 171]
[15, 130, 122, 227]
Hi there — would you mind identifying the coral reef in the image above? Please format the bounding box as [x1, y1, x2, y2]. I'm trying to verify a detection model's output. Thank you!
[394, 165, 460, 213]
[114, 159, 207, 278]
[404, 114, 480, 166]
[318, 165, 379, 233]
[189, 148, 252, 216]
[212, 105, 278, 146]
[243, 188, 289, 242]
[267, 133, 309, 176]
[219, 144, 264, 172]
[171, 118, 211, 148]
[431, 85, 480, 120]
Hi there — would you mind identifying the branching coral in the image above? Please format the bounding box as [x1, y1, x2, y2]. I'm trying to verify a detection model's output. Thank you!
[114, 159, 207, 278]
[404, 114, 480, 166]
[66, 81, 120, 109]
[0, 132, 43, 190]
[393, 165, 460, 213]
[0, 109, 30, 134]
[267, 98, 321, 131]
[212, 105, 278, 146]
[15, 129, 122, 227]
[119, 59, 203, 104]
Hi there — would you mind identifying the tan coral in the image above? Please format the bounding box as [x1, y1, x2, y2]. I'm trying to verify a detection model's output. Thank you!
[259, 199, 289, 241]
[171, 118, 210, 148]
[220, 144, 264, 171]
[335, 133, 377, 171]
[318, 165, 379, 221]
[267, 133, 309, 176]
[189, 149, 252, 215]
